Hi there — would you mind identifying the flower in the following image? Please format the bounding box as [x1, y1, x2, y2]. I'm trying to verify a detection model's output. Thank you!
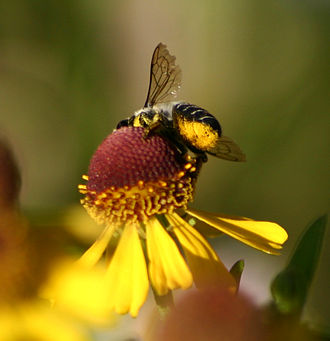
[40, 258, 117, 326]
[79, 126, 288, 317]
[0, 212, 30, 303]
[0, 300, 90, 341]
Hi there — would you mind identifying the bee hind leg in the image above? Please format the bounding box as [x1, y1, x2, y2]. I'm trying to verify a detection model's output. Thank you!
[187, 144, 208, 163]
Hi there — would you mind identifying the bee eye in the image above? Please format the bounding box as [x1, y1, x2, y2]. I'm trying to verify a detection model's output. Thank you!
[138, 111, 154, 127]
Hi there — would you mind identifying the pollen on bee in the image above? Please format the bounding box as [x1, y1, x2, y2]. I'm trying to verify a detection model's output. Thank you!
[82, 175, 89, 181]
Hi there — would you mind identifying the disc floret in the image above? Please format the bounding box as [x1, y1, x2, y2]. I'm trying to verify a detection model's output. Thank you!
[79, 127, 200, 225]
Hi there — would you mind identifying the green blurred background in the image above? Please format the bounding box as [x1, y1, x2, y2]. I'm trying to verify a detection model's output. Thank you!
[1, 0, 329, 329]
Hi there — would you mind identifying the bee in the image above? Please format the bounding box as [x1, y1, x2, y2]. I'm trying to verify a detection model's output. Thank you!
[116, 43, 246, 162]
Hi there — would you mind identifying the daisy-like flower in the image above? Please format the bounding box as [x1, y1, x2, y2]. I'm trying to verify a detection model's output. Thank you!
[78, 126, 288, 317]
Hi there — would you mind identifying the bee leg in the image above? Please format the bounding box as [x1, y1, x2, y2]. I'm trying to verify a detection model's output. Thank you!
[168, 138, 189, 157]
[197, 152, 208, 163]
[187, 144, 208, 163]
[143, 113, 170, 138]
[143, 120, 162, 138]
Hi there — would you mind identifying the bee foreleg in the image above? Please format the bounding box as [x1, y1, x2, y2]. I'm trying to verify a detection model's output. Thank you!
[143, 113, 170, 138]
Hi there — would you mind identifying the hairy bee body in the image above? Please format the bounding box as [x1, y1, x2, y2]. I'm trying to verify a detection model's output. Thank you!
[116, 43, 246, 162]
[117, 102, 222, 158]
[173, 103, 222, 155]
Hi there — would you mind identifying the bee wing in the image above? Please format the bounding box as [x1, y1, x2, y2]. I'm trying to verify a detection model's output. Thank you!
[208, 136, 246, 162]
[144, 43, 182, 107]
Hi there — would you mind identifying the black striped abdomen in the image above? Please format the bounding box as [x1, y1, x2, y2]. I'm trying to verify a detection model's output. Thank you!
[173, 103, 222, 136]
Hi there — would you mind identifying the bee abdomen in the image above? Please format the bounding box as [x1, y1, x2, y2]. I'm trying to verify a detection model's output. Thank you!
[174, 103, 222, 136]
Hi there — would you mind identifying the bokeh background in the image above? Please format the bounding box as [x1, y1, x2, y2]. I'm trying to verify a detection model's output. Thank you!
[1, 0, 329, 338]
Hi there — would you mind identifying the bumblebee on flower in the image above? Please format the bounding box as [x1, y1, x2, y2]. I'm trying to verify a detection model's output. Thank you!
[78, 43, 288, 317]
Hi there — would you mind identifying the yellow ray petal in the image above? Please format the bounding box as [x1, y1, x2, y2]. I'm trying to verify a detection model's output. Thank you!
[186, 208, 288, 255]
[175, 209, 224, 238]
[78, 225, 115, 268]
[168, 213, 236, 290]
[105, 223, 149, 317]
[146, 217, 193, 296]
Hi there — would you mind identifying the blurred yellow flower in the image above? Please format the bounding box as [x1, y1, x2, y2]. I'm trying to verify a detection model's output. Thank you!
[40, 258, 117, 326]
[0, 301, 90, 341]
[79, 127, 288, 317]
[62, 204, 103, 243]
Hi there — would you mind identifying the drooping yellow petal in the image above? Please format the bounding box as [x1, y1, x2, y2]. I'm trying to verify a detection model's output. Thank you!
[105, 223, 148, 317]
[78, 224, 115, 268]
[146, 217, 193, 295]
[168, 213, 236, 290]
[186, 208, 288, 255]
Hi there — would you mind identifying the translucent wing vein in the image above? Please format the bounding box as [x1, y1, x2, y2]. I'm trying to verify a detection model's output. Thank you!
[144, 43, 182, 107]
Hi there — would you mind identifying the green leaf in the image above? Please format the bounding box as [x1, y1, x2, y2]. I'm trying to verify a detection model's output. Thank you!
[271, 215, 327, 315]
[230, 259, 244, 290]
